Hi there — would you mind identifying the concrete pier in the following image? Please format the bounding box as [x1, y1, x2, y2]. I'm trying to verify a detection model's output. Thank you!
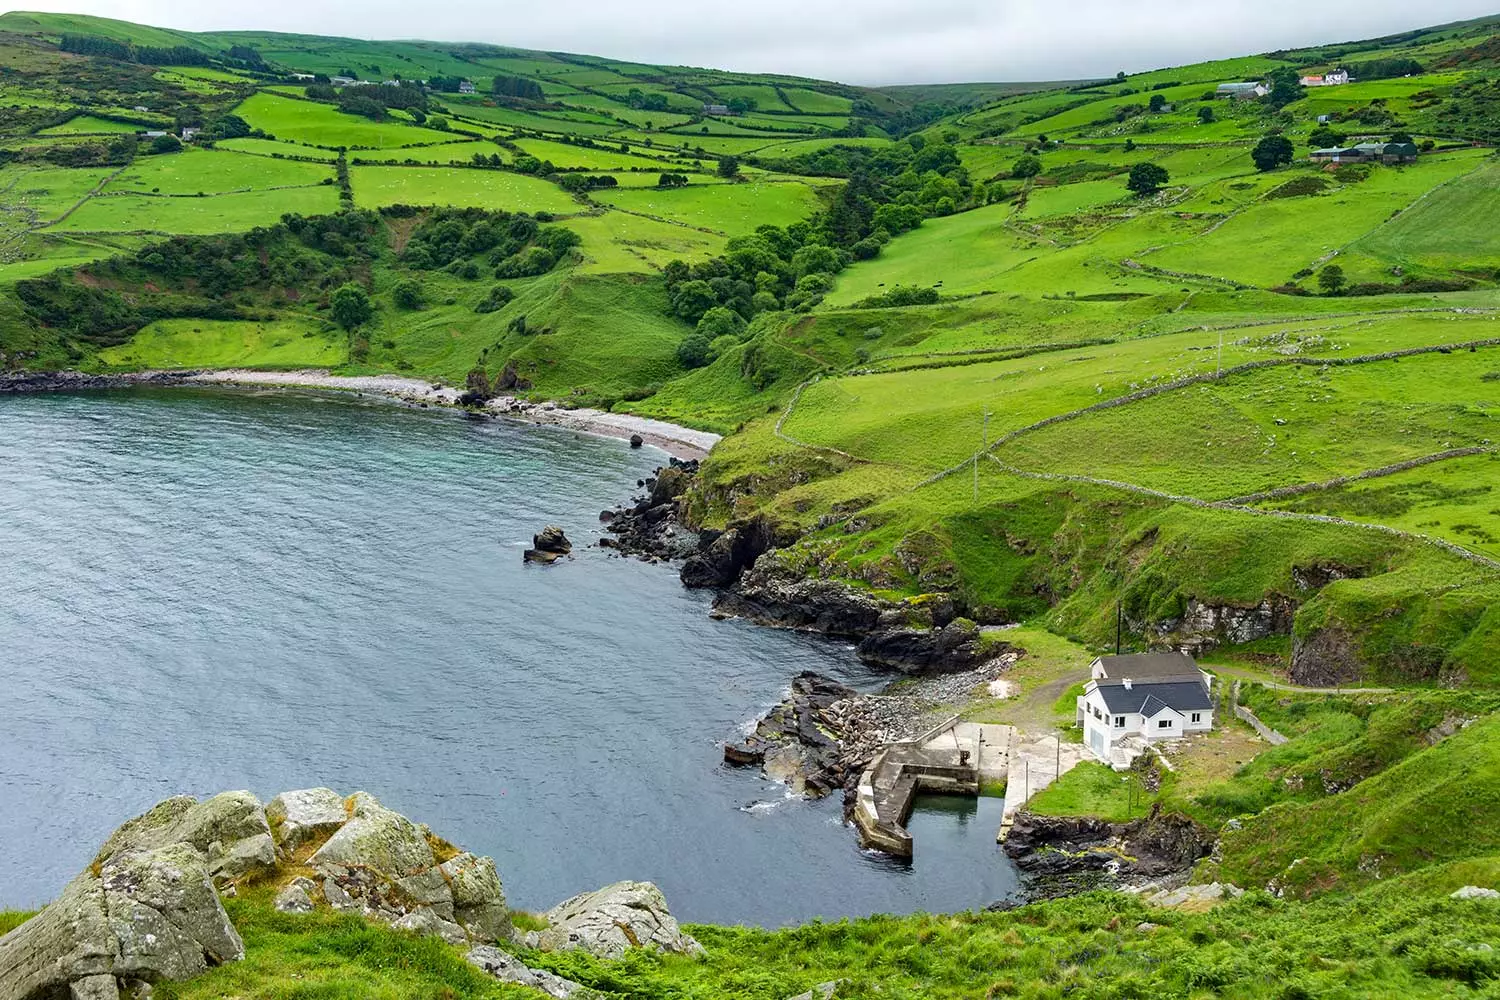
[852, 718, 1014, 857]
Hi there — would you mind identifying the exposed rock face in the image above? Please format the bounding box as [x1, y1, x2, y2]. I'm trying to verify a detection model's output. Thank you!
[724, 672, 859, 797]
[266, 788, 347, 853]
[440, 853, 512, 943]
[466, 945, 589, 998]
[680, 517, 778, 588]
[274, 881, 315, 914]
[0, 371, 197, 393]
[538, 881, 704, 959]
[855, 619, 990, 674]
[1158, 597, 1295, 654]
[1003, 806, 1215, 900]
[712, 564, 884, 636]
[1290, 624, 1366, 687]
[0, 838, 244, 1000]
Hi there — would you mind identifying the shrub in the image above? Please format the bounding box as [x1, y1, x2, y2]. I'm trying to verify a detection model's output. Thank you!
[330, 283, 372, 329]
[853, 285, 940, 308]
[676, 333, 712, 368]
[474, 285, 514, 313]
[392, 279, 425, 310]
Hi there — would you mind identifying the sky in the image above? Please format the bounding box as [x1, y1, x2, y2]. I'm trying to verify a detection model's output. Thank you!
[13, 0, 1500, 84]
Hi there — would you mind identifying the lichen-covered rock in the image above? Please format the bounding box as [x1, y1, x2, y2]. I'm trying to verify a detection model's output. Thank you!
[390, 908, 468, 945]
[440, 853, 512, 942]
[92, 791, 275, 881]
[68, 974, 120, 1000]
[466, 945, 588, 999]
[274, 881, 315, 914]
[310, 793, 437, 879]
[539, 881, 703, 959]
[266, 788, 348, 852]
[1452, 885, 1500, 900]
[104, 842, 244, 980]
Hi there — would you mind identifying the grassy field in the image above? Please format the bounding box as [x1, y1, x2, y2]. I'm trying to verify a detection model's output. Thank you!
[1027, 761, 1144, 822]
[37, 115, 140, 135]
[348, 166, 581, 213]
[105, 148, 334, 195]
[96, 317, 346, 369]
[592, 179, 827, 236]
[48, 185, 341, 233]
[234, 92, 458, 149]
[213, 137, 340, 161]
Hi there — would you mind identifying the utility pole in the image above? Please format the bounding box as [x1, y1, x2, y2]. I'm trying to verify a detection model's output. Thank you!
[1115, 601, 1123, 655]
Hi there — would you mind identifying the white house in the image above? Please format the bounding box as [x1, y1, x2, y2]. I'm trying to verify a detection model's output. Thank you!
[1300, 69, 1350, 87]
[458, 80, 477, 94]
[1076, 651, 1214, 764]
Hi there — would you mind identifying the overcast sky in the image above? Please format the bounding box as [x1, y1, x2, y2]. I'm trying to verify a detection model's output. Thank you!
[18, 0, 1500, 84]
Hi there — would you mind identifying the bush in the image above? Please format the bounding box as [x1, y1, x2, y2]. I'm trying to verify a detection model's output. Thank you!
[150, 134, 182, 154]
[474, 285, 514, 313]
[1126, 162, 1169, 196]
[494, 247, 557, 279]
[392, 279, 425, 310]
[330, 283, 373, 329]
[853, 285, 940, 308]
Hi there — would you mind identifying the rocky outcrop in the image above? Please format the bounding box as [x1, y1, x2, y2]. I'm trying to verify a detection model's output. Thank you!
[1002, 805, 1215, 900]
[1289, 624, 1366, 687]
[1157, 596, 1295, 655]
[601, 458, 704, 563]
[711, 564, 884, 636]
[680, 517, 780, 588]
[266, 787, 347, 853]
[536, 881, 703, 959]
[855, 618, 992, 674]
[724, 672, 859, 797]
[467, 945, 590, 998]
[0, 826, 244, 1000]
[91, 791, 276, 882]
[525, 526, 572, 564]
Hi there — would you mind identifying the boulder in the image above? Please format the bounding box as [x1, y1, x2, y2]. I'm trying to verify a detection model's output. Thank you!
[466, 945, 588, 999]
[1452, 885, 1500, 900]
[786, 982, 848, 1000]
[266, 788, 348, 852]
[538, 881, 703, 959]
[533, 526, 572, 554]
[68, 975, 120, 1000]
[629, 434, 643, 449]
[310, 793, 438, 881]
[274, 882, 315, 915]
[92, 791, 275, 881]
[439, 853, 512, 943]
[391, 909, 468, 946]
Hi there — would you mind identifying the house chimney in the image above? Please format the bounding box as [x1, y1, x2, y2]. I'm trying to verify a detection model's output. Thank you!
[1123, 678, 1133, 690]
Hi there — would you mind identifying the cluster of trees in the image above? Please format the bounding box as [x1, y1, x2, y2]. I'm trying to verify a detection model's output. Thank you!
[557, 173, 619, 192]
[759, 135, 988, 219]
[1262, 67, 1305, 111]
[1345, 57, 1423, 80]
[493, 75, 544, 101]
[60, 33, 211, 66]
[852, 285, 939, 308]
[334, 82, 428, 120]
[624, 88, 673, 112]
[1251, 134, 1295, 171]
[426, 76, 469, 93]
[657, 173, 690, 188]
[663, 223, 865, 367]
[396, 207, 579, 280]
[40, 134, 137, 167]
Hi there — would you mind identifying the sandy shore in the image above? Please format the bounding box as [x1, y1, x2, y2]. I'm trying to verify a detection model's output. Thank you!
[186, 369, 721, 460]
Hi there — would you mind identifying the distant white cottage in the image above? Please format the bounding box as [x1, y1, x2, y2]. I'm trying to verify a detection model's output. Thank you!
[1300, 69, 1350, 87]
[1077, 652, 1214, 764]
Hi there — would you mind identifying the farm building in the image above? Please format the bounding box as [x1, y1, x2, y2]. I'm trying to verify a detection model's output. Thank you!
[1077, 652, 1214, 765]
[702, 103, 732, 115]
[1216, 82, 1268, 100]
[1310, 142, 1419, 164]
[1300, 69, 1350, 86]
[290, 72, 315, 81]
[331, 76, 355, 86]
[458, 80, 476, 94]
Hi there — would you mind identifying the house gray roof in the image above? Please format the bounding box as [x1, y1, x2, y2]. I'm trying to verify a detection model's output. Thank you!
[1094, 651, 1201, 681]
[1096, 680, 1214, 715]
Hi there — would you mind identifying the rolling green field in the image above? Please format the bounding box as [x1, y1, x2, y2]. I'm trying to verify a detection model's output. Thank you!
[234, 92, 458, 148]
[49, 185, 341, 233]
[591, 179, 827, 235]
[96, 317, 346, 368]
[347, 166, 581, 213]
[106, 147, 334, 194]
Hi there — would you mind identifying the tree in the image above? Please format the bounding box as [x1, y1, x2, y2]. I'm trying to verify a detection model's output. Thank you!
[1263, 67, 1303, 110]
[1318, 264, 1346, 295]
[1389, 131, 1414, 144]
[392, 279, 425, 310]
[1308, 125, 1344, 148]
[1251, 134, 1295, 171]
[150, 134, 181, 154]
[717, 156, 740, 179]
[657, 172, 689, 188]
[676, 333, 712, 369]
[1148, 93, 1167, 112]
[330, 283, 373, 329]
[1126, 162, 1169, 196]
[1197, 105, 1215, 123]
[696, 306, 745, 340]
[1011, 154, 1042, 179]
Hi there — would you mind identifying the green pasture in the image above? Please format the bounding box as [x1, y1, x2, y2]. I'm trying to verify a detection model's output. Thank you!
[3, 166, 118, 221]
[347, 165, 580, 213]
[105, 147, 333, 195]
[212, 138, 339, 161]
[37, 115, 139, 135]
[234, 92, 456, 149]
[49, 185, 340, 234]
[563, 210, 724, 273]
[591, 179, 826, 236]
[97, 317, 346, 369]
[511, 137, 669, 170]
[710, 84, 794, 111]
[1351, 157, 1500, 274]
[779, 88, 854, 114]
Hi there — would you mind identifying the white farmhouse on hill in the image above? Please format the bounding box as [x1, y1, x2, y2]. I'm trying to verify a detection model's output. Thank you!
[1077, 651, 1214, 765]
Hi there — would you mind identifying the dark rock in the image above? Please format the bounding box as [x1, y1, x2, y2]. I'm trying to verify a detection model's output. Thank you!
[722, 743, 765, 766]
[0, 370, 199, 393]
[532, 526, 572, 555]
[523, 549, 563, 565]
[1290, 624, 1365, 687]
[680, 515, 779, 589]
[598, 510, 616, 523]
[726, 672, 860, 797]
[855, 619, 991, 675]
[605, 458, 702, 564]
[1002, 806, 1215, 899]
[711, 562, 883, 635]
[629, 434, 644, 449]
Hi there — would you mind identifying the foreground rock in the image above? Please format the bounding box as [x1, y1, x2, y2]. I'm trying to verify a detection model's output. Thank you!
[467, 945, 591, 998]
[1003, 806, 1215, 900]
[536, 881, 704, 959]
[0, 797, 251, 1000]
[0, 370, 198, 393]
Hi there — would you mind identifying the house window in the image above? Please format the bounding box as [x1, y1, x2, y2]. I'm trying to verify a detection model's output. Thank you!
[1158, 719, 1172, 729]
[1191, 712, 1201, 723]
[1113, 716, 1125, 728]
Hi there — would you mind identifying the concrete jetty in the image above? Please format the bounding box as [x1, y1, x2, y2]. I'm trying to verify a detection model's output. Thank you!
[852, 718, 1013, 857]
